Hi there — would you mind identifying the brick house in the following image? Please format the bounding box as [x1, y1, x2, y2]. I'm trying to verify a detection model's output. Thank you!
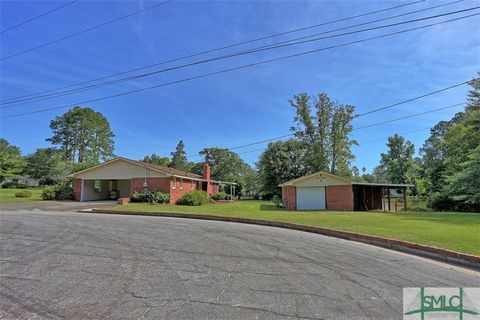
[279, 171, 412, 211]
[71, 157, 235, 204]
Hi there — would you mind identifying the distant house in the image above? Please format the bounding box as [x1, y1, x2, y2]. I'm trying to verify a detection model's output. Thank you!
[279, 171, 413, 211]
[1, 176, 39, 188]
[71, 157, 235, 203]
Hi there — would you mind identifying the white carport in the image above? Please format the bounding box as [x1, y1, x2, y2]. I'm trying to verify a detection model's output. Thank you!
[71, 158, 170, 202]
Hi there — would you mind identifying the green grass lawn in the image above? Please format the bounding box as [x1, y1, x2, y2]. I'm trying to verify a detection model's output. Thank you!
[0, 188, 44, 203]
[108, 200, 480, 255]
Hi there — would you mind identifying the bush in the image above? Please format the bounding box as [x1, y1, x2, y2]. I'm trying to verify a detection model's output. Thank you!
[272, 195, 282, 207]
[131, 190, 169, 204]
[15, 190, 32, 198]
[2, 181, 27, 189]
[177, 190, 208, 206]
[41, 183, 73, 200]
[41, 186, 56, 200]
[211, 192, 228, 201]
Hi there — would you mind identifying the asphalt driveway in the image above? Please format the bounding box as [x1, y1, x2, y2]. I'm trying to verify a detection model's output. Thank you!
[1, 210, 478, 319]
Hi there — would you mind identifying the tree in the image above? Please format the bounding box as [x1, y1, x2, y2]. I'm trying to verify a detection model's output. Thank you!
[376, 134, 415, 184]
[170, 140, 190, 171]
[289, 92, 356, 176]
[142, 153, 170, 167]
[197, 147, 254, 196]
[0, 139, 26, 182]
[446, 145, 480, 210]
[257, 139, 306, 196]
[23, 148, 64, 185]
[47, 106, 115, 164]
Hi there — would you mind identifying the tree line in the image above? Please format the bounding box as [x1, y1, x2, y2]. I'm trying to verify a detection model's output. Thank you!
[1, 73, 478, 211]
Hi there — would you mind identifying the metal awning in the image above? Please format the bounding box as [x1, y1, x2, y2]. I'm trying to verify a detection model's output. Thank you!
[352, 182, 414, 188]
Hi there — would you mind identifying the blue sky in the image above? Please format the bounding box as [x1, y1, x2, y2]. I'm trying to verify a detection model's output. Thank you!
[1, 0, 479, 172]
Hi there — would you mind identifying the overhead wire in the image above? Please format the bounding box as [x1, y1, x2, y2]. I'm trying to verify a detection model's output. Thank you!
[0, 0, 79, 34]
[186, 103, 465, 158]
[1, 4, 476, 107]
[0, 0, 450, 105]
[0, 0, 174, 61]
[2, 12, 478, 119]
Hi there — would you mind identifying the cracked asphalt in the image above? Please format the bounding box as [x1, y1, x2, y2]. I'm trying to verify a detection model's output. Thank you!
[1, 210, 479, 320]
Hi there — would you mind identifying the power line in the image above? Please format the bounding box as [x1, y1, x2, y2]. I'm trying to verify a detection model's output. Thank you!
[1, 4, 473, 107]
[0, 0, 428, 104]
[1, 13, 477, 119]
[216, 127, 433, 158]
[355, 127, 431, 145]
[187, 103, 465, 158]
[354, 102, 465, 130]
[355, 81, 471, 117]
[0, 0, 174, 61]
[0, 0, 79, 34]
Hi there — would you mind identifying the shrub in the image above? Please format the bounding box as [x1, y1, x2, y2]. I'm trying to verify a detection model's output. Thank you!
[131, 190, 169, 204]
[211, 192, 228, 201]
[15, 190, 32, 198]
[41, 186, 56, 200]
[177, 190, 208, 206]
[41, 183, 73, 201]
[427, 192, 457, 211]
[2, 181, 27, 189]
[272, 195, 282, 207]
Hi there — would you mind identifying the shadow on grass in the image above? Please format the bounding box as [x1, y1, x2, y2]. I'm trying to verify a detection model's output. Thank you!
[259, 204, 285, 211]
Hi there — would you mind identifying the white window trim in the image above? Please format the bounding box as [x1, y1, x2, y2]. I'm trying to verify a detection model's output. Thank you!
[191, 179, 194, 189]
[180, 178, 184, 189]
[172, 177, 176, 189]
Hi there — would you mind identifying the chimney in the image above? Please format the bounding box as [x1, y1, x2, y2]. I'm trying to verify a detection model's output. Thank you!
[202, 163, 211, 180]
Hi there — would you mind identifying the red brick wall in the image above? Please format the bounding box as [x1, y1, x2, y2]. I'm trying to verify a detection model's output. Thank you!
[73, 178, 82, 201]
[131, 177, 171, 194]
[326, 185, 353, 211]
[170, 179, 198, 204]
[282, 186, 296, 210]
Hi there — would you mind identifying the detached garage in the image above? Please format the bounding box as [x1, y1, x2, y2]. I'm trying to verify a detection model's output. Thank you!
[279, 172, 412, 211]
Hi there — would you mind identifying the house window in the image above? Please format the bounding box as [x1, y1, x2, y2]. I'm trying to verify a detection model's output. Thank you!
[94, 180, 102, 193]
[180, 178, 184, 189]
[173, 177, 176, 189]
[191, 180, 194, 189]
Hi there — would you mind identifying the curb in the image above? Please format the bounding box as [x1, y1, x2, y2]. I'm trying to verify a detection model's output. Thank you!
[90, 208, 480, 270]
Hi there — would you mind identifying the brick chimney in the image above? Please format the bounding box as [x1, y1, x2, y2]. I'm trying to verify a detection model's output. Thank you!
[202, 163, 211, 180]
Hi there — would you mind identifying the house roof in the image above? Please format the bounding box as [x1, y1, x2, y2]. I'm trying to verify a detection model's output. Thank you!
[70, 157, 237, 184]
[279, 171, 414, 188]
[71, 157, 203, 180]
[278, 171, 351, 187]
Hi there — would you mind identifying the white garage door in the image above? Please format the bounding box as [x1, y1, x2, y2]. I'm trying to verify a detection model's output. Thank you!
[296, 187, 326, 210]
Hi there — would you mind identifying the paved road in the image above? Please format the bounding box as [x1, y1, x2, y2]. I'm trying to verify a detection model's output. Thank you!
[0, 200, 116, 212]
[1, 211, 479, 320]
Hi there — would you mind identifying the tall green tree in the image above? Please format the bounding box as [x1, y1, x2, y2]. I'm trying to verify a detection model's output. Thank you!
[375, 134, 415, 184]
[289, 93, 356, 176]
[142, 153, 170, 167]
[47, 106, 115, 163]
[23, 148, 64, 185]
[0, 139, 26, 182]
[197, 147, 254, 196]
[257, 139, 306, 196]
[170, 140, 190, 171]
[445, 145, 480, 209]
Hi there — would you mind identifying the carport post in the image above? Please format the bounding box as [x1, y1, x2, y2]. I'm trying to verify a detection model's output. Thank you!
[80, 179, 84, 202]
[403, 187, 407, 211]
